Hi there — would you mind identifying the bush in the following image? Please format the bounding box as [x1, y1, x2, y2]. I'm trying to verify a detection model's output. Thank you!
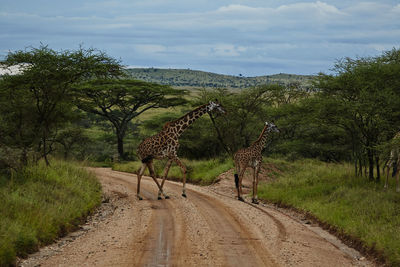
[0, 160, 102, 266]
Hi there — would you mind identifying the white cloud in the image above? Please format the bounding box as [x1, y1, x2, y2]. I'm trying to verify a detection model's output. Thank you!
[0, 63, 30, 75]
[392, 4, 400, 13]
[216, 4, 265, 14]
[277, 1, 344, 15]
[212, 44, 247, 57]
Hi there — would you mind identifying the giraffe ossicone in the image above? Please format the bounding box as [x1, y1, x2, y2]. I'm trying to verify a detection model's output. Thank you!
[136, 100, 226, 200]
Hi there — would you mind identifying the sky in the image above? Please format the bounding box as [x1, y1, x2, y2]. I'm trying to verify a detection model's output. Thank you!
[1, 1, 399, 76]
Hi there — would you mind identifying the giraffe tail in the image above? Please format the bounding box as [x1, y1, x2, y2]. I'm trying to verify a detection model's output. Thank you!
[234, 173, 239, 189]
[393, 164, 398, 177]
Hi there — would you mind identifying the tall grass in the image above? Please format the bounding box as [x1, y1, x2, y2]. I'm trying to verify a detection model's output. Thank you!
[113, 157, 233, 185]
[258, 158, 400, 266]
[0, 160, 102, 266]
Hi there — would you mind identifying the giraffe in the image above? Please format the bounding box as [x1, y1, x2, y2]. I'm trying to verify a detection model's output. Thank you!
[384, 132, 400, 192]
[234, 122, 279, 204]
[136, 100, 226, 200]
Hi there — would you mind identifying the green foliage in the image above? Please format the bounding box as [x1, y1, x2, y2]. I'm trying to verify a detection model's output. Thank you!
[190, 84, 305, 159]
[0, 45, 124, 166]
[315, 48, 400, 179]
[113, 157, 233, 185]
[0, 160, 102, 266]
[54, 124, 91, 160]
[258, 158, 400, 266]
[75, 78, 186, 160]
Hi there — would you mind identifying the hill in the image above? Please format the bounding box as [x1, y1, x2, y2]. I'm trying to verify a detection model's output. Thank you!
[125, 68, 315, 89]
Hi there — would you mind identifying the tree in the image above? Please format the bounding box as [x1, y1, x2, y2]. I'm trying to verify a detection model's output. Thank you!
[315, 48, 400, 180]
[75, 78, 186, 160]
[191, 85, 287, 158]
[0, 45, 124, 166]
[55, 126, 90, 160]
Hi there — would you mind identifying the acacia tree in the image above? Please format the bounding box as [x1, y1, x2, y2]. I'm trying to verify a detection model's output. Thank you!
[0, 45, 123, 166]
[316, 48, 400, 180]
[75, 78, 185, 160]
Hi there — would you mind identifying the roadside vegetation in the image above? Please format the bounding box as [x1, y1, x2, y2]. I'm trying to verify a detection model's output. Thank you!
[258, 158, 400, 266]
[0, 160, 102, 266]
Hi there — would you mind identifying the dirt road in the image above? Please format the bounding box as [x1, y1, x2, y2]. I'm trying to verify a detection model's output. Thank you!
[19, 168, 375, 267]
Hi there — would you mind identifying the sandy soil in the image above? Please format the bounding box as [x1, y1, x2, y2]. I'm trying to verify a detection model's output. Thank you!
[18, 167, 376, 267]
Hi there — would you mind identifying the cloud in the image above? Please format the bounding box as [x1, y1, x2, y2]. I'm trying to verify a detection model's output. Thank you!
[211, 44, 247, 57]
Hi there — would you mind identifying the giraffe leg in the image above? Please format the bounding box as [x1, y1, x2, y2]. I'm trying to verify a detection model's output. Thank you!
[251, 167, 259, 204]
[234, 162, 240, 197]
[251, 167, 256, 203]
[137, 163, 146, 200]
[147, 161, 167, 200]
[252, 165, 260, 204]
[173, 157, 187, 197]
[238, 167, 246, 202]
[159, 159, 173, 199]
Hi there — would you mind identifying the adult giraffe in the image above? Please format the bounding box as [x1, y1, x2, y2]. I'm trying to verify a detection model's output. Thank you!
[384, 132, 400, 192]
[234, 122, 279, 204]
[136, 100, 226, 200]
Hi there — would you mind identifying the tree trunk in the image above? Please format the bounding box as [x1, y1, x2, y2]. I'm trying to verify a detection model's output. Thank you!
[117, 135, 124, 160]
[21, 147, 28, 166]
[208, 113, 231, 156]
[42, 132, 50, 166]
[367, 147, 374, 181]
[64, 146, 69, 160]
[375, 155, 380, 182]
[354, 159, 358, 177]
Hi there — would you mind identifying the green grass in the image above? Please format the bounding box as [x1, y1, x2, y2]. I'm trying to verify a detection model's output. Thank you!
[113, 157, 233, 185]
[0, 160, 102, 266]
[258, 158, 400, 266]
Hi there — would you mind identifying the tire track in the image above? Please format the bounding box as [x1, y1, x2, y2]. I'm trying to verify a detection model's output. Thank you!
[166, 182, 278, 267]
[209, 187, 354, 256]
[109, 171, 278, 266]
[210, 188, 288, 244]
[98, 171, 179, 266]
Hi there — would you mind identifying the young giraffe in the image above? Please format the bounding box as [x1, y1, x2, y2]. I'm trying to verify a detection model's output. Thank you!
[234, 122, 279, 204]
[384, 132, 400, 192]
[136, 100, 226, 200]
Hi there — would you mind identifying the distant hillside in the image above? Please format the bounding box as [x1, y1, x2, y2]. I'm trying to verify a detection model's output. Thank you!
[125, 68, 315, 89]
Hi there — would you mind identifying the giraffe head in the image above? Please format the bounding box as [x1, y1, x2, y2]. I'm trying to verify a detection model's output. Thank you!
[207, 99, 226, 115]
[265, 121, 279, 133]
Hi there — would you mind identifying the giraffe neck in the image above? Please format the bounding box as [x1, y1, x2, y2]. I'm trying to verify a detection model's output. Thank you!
[251, 125, 269, 152]
[166, 104, 209, 137]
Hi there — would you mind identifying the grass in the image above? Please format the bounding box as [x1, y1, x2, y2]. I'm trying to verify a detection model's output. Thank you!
[113, 157, 233, 185]
[0, 160, 102, 266]
[258, 158, 400, 266]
